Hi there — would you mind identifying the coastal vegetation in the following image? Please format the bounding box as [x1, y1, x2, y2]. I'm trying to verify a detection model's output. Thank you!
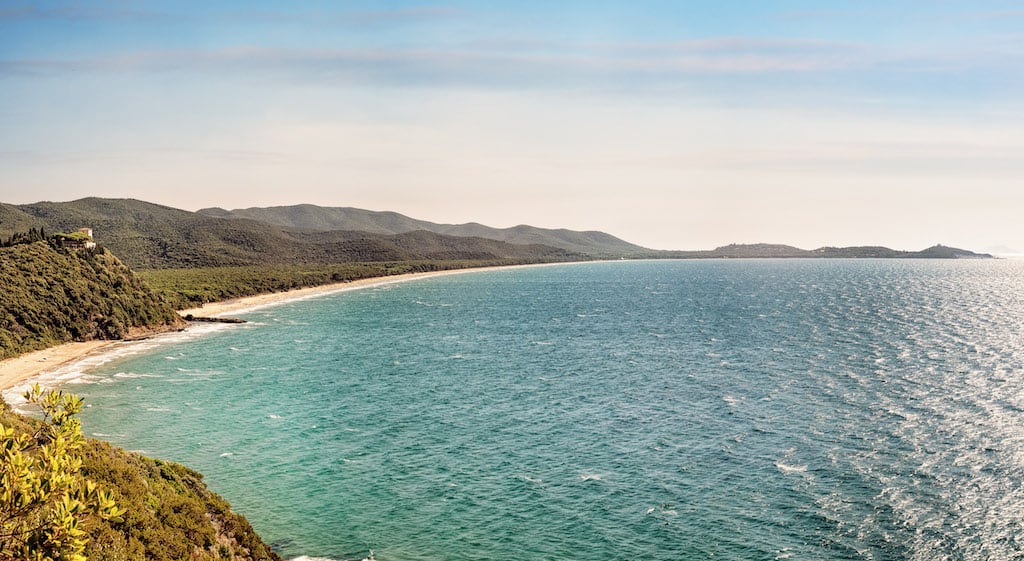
[2, 226, 50, 248]
[0, 389, 280, 561]
[140, 259, 538, 309]
[0, 241, 183, 360]
[0, 385, 124, 561]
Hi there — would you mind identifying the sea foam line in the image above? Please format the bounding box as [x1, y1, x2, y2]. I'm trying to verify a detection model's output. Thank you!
[1, 322, 229, 410]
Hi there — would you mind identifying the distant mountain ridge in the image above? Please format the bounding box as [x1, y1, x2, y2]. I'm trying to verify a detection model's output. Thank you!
[0, 198, 581, 269]
[0, 198, 993, 270]
[662, 243, 992, 259]
[198, 204, 647, 256]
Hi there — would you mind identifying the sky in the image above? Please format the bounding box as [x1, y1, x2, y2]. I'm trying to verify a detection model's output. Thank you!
[1, 1, 1023, 252]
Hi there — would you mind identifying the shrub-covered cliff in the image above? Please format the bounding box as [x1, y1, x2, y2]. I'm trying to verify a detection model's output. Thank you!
[0, 395, 281, 561]
[0, 241, 185, 359]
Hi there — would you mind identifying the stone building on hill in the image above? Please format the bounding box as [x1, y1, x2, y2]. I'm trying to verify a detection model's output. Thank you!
[59, 228, 97, 249]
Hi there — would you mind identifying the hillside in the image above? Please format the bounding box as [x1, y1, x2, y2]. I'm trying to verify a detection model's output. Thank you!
[198, 204, 649, 256]
[0, 203, 40, 234]
[291, 229, 575, 262]
[3, 198, 583, 269]
[0, 241, 184, 359]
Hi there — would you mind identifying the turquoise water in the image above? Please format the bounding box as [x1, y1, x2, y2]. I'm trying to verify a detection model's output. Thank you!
[46, 260, 1024, 560]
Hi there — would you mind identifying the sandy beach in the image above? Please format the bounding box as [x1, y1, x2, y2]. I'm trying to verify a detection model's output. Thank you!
[0, 263, 562, 392]
[175, 267, 491, 318]
[0, 341, 119, 392]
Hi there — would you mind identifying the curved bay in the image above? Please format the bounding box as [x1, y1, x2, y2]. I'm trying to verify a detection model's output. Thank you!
[70, 260, 1024, 560]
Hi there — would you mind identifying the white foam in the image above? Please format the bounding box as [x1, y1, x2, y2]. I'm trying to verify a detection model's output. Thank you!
[775, 461, 808, 474]
[290, 552, 375, 561]
[775, 548, 794, 560]
[580, 473, 603, 481]
[66, 375, 105, 385]
[2, 322, 231, 408]
[220, 452, 234, 458]
[269, 414, 283, 419]
[113, 372, 162, 379]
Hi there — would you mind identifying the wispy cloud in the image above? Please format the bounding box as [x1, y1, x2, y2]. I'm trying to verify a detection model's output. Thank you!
[0, 32, 1018, 106]
[922, 9, 1024, 21]
[0, 38, 872, 85]
[0, 3, 462, 26]
[287, 6, 463, 25]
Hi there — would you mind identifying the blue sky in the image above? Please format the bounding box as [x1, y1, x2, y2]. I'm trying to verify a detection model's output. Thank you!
[2, 1, 1023, 252]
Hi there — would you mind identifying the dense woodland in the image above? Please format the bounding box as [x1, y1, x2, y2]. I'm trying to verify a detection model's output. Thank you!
[0, 241, 183, 359]
[141, 259, 537, 309]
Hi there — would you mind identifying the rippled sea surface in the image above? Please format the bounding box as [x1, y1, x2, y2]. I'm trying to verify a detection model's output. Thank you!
[59, 260, 1024, 560]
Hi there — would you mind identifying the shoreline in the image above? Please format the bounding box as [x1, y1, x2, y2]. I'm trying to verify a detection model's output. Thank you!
[0, 341, 121, 393]
[0, 261, 576, 393]
[175, 266, 485, 318]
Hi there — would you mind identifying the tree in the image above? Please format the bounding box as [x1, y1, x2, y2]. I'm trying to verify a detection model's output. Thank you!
[0, 385, 125, 561]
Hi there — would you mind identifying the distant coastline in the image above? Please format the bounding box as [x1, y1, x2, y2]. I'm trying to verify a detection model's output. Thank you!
[651, 243, 993, 260]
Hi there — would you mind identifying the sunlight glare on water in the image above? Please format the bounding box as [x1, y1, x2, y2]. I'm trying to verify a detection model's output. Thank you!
[45, 259, 1024, 561]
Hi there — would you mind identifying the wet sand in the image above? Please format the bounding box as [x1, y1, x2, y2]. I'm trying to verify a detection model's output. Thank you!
[0, 341, 118, 391]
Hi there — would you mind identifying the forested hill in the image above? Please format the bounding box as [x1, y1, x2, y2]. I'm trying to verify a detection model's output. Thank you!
[0, 241, 184, 359]
[1, 198, 585, 269]
[199, 204, 649, 256]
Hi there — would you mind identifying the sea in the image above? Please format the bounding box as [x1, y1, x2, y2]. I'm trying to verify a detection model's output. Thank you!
[8, 259, 1024, 561]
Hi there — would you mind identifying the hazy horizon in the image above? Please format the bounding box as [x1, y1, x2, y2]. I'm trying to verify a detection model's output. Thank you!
[2, 1, 1022, 253]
